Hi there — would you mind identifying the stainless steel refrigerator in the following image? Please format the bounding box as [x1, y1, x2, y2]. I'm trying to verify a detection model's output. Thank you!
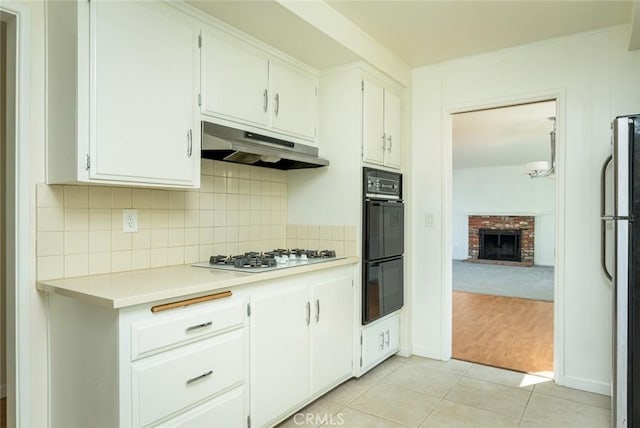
[601, 114, 640, 427]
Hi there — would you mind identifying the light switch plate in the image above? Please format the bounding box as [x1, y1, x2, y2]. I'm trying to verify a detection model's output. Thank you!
[424, 212, 434, 228]
[123, 209, 138, 233]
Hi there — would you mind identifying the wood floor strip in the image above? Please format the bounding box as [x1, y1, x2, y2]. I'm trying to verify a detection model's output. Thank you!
[452, 291, 554, 374]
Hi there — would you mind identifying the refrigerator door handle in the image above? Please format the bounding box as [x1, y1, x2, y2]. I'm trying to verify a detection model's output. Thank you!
[601, 154, 613, 281]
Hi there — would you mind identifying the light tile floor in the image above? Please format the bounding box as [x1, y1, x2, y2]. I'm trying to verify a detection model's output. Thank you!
[277, 356, 610, 428]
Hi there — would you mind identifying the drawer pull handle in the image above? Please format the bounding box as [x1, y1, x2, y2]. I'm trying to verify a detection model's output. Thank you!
[151, 290, 232, 313]
[186, 370, 213, 385]
[185, 321, 213, 333]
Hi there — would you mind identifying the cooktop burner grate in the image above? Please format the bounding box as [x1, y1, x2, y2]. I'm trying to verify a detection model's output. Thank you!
[194, 249, 341, 272]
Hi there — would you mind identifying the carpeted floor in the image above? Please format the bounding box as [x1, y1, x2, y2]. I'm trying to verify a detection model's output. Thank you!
[452, 260, 554, 301]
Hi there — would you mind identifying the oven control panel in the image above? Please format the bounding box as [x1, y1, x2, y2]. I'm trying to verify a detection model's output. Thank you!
[364, 167, 402, 200]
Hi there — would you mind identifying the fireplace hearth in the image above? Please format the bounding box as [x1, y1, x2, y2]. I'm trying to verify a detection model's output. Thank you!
[468, 215, 534, 266]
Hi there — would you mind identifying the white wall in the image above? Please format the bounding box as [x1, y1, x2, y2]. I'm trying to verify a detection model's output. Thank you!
[452, 165, 555, 266]
[0, 19, 7, 398]
[411, 25, 640, 394]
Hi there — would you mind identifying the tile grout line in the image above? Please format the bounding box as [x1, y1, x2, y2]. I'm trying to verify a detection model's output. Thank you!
[532, 389, 612, 410]
[342, 358, 438, 428]
[518, 382, 535, 425]
[413, 369, 469, 427]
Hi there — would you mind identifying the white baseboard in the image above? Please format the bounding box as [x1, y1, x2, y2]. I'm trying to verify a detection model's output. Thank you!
[398, 346, 412, 358]
[411, 345, 445, 360]
[556, 374, 611, 396]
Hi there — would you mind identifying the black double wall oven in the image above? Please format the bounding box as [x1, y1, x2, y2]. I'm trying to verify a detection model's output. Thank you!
[362, 167, 404, 325]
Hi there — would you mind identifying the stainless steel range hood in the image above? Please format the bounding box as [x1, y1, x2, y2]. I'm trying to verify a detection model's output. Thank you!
[201, 122, 329, 170]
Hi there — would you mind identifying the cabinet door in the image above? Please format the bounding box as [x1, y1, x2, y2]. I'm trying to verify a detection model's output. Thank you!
[384, 315, 400, 352]
[270, 61, 318, 141]
[311, 276, 354, 395]
[362, 78, 385, 165]
[361, 323, 386, 371]
[90, 2, 198, 186]
[201, 31, 269, 128]
[250, 284, 310, 427]
[361, 314, 400, 372]
[383, 89, 402, 168]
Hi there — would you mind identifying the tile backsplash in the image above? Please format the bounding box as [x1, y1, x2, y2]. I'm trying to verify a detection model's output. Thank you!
[36, 160, 359, 281]
[36, 160, 288, 280]
[286, 224, 358, 259]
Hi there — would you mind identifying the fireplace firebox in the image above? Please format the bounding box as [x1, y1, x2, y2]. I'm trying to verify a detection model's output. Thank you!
[479, 229, 522, 262]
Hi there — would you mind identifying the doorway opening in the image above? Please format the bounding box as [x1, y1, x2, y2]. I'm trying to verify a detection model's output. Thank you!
[0, 5, 26, 426]
[451, 100, 557, 377]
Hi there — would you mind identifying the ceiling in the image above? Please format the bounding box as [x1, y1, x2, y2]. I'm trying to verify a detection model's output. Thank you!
[188, 1, 632, 70]
[452, 101, 557, 169]
[328, 1, 632, 67]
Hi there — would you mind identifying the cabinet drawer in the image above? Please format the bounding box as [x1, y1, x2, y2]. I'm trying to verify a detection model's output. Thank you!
[131, 298, 243, 360]
[132, 329, 244, 427]
[157, 386, 244, 428]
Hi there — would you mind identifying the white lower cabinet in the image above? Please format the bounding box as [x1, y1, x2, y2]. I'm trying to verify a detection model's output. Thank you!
[47, 291, 247, 428]
[251, 283, 311, 426]
[360, 313, 400, 373]
[45, 265, 356, 428]
[250, 268, 355, 427]
[310, 277, 355, 395]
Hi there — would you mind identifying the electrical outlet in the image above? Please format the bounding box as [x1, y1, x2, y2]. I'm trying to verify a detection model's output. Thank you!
[123, 209, 138, 233]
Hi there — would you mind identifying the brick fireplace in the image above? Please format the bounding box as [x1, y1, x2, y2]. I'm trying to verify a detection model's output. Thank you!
[468, 215, 535, 266]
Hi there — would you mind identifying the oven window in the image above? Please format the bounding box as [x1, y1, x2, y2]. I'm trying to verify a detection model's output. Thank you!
[363, 257, 403, 324]
[382, 257, 403, 314]
[365, 201, 404, 260]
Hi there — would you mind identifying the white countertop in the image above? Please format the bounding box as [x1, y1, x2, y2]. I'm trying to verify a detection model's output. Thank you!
[37, 257, 359, 309]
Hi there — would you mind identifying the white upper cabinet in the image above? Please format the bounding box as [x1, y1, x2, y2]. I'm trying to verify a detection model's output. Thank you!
[362, 77, 402, 169]
[46, 1, 200, 188]
[201, 32, 270, 128]
[91, 2, 199, 186]
[200, 28, 318, 143]
[362, 78, 386, 165]
[270, 60, 318, 140]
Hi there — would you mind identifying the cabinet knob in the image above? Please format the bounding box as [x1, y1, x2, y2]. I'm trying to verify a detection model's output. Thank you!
[275, 93, 280, 116]
[381, 133, 386, 150]
[387, 135, 392, 152]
